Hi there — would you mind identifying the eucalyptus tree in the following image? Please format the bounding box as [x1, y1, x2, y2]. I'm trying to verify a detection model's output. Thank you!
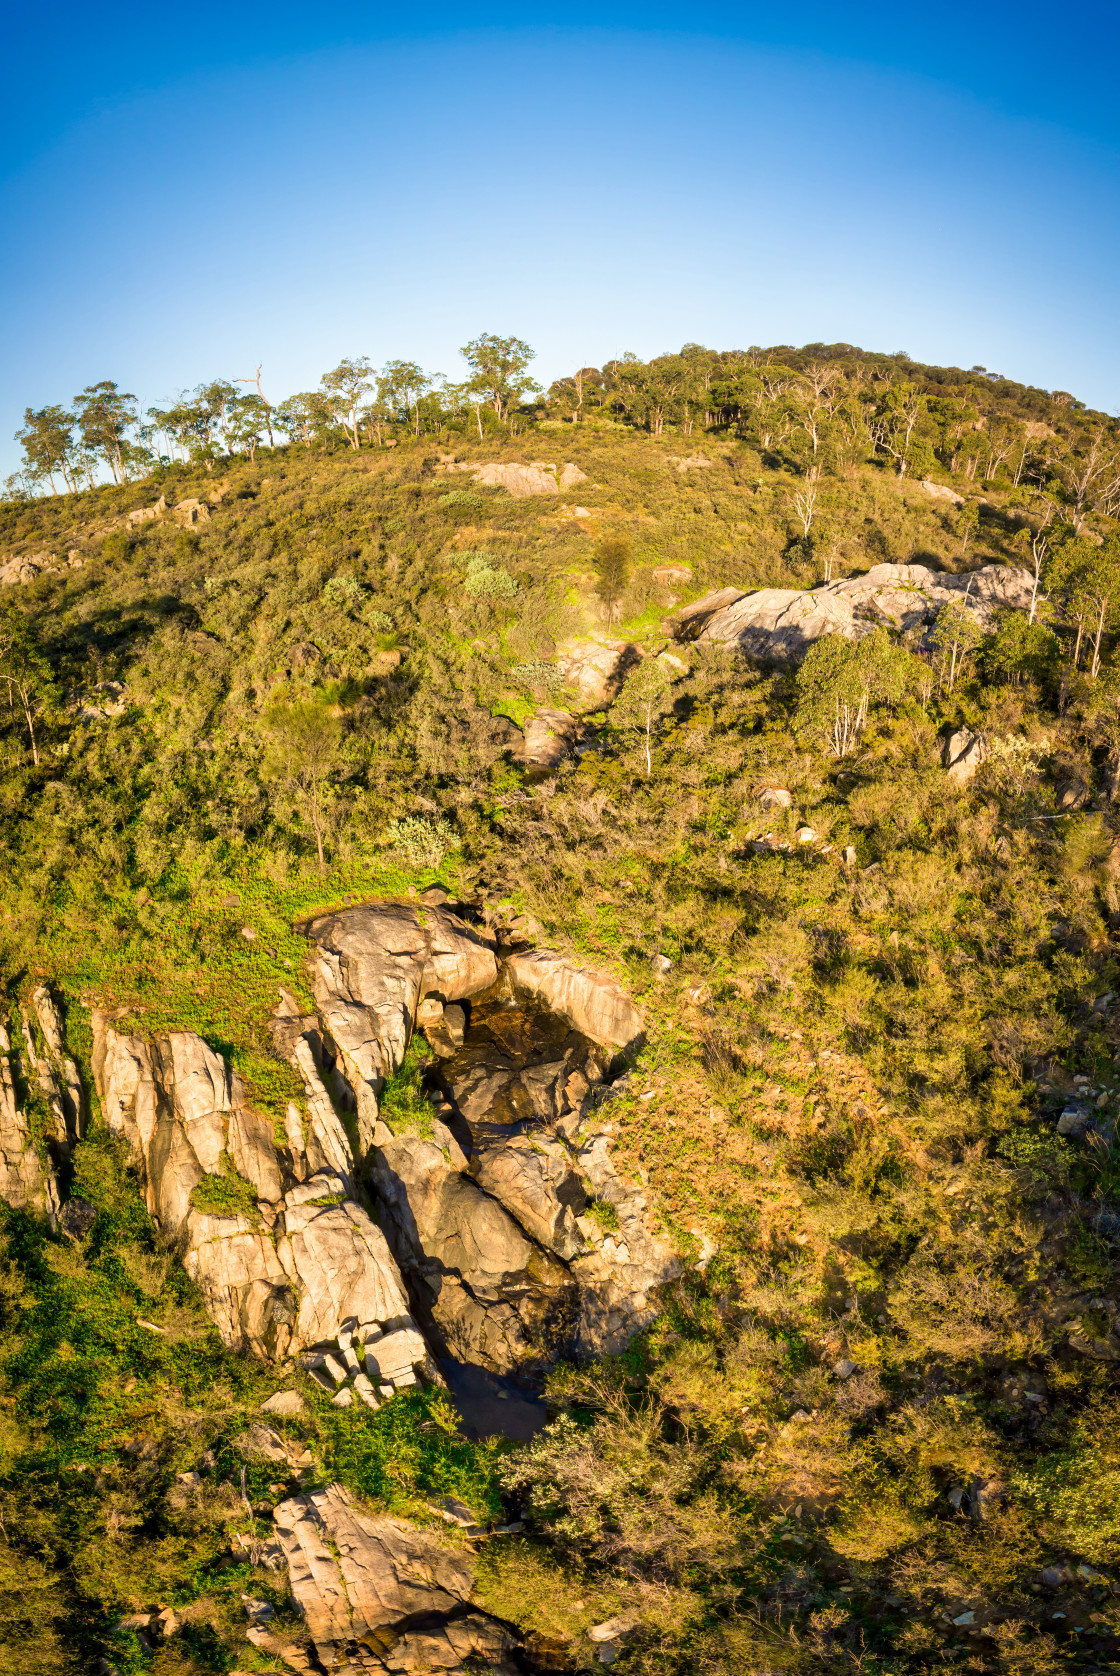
[868, 383, 929, 476]
[1047, 534, 1120, 677]
[377, 360, 437, 437]
[72, 381, 138, 484]
[15, 405, 78, 494]
[319, 358, 374, 449]
[547, 367, 605, 423]
[226, 394, 270, 462]
[460, 334, 539, 433]
[275, 391, 331, 449]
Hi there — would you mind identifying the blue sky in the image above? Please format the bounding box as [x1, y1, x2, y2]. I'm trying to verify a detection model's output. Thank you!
[4, 3, 1119, 479]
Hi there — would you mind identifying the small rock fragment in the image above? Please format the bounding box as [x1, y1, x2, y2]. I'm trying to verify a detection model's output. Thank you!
[321, 1353, 348, 1386]
[588, 1613, 642, 1666]
[352, 1373, 380, 1409]
[443, 1003, 467, 1046]
[260, 1390, 305, 1417]
[59, 1197, 97, 1238]
[429, 1495, 481, 1530]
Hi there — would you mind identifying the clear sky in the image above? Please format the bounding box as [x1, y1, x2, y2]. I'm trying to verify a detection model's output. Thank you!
[3, 2, 1118, 479]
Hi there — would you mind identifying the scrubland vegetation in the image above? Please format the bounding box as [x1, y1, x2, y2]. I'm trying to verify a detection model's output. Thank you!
[1, 339, 1120, 1672]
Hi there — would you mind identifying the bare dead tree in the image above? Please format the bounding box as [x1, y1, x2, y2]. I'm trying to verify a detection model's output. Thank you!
[793, 463, 821, 538]
[233, 363, 274, 447]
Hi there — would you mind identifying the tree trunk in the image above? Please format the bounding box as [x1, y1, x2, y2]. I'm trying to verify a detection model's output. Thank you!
[1091, 598, 1107, 678]
[17, 684, 38, 766]
[310, 801, 325, 872]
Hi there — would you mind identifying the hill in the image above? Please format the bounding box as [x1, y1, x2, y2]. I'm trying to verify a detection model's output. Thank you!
[0, 343, 1119, 1675]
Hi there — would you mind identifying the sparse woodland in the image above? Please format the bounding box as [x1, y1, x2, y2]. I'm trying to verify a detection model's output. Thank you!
[1, 338, 1120, 1674]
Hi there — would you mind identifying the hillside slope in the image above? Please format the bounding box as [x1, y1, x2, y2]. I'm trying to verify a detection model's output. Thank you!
[0, 358, 1119, 1675]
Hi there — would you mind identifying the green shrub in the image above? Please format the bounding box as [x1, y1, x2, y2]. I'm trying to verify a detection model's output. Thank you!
[465, 555, 517, 599]
[322, 574, 364, 611]
[1013, 1402, 1120, 1562]
[188, 1152, 261, 1221]
[385, 814, 459, 871]
[586, 1197, 620, 1234]
[379, 1036, 434, 1137]
[996, 1126, 1074, 1192]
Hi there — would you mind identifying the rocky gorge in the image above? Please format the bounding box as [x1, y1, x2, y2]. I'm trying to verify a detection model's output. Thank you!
[56, 896, 677, 1390]
[0, 902, 677, 1671]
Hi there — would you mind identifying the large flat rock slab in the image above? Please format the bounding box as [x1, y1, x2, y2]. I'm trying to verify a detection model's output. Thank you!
[272, 1485, 518, 1670]
[676, 562, 1035, 664]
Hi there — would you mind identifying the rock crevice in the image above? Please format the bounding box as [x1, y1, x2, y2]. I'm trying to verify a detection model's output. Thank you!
[295, 902, 676, 1376]
[0, 988, 82, 1221]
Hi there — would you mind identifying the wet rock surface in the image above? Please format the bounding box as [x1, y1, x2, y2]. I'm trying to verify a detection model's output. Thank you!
[365, 983, 676, 1376]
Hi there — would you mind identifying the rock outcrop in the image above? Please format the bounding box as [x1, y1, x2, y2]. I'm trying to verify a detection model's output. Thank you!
[571, 1121, 679, 1356]
[437, 458, 587, 497]
[675, 563, 1034, 664]
[299, 903, 672, 1376]
[0, 552, 60, 587]
[301, 903, 499, 1151]
[91, 1014, 417, 1362]
[126, 495, 167, 526]
[172, 497, 210, 526]
[505, 950, 643, 1051]
[273, 1485, 518, 1672]
[2, 906, 674, 1395]
[0, 1020, 58, 1217]
[921, 478, 965, 505]
[0, 988, 82, 1220]
[943, 727, 987, 786]
[513, 708, 581, 768]
[371, 1133, 577, 1371]
[555, 635, 638, 706]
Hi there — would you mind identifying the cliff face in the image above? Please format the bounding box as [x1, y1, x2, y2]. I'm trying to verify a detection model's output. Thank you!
[0, 985, 83, 1222]
[91, 1013, 414, 1364]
